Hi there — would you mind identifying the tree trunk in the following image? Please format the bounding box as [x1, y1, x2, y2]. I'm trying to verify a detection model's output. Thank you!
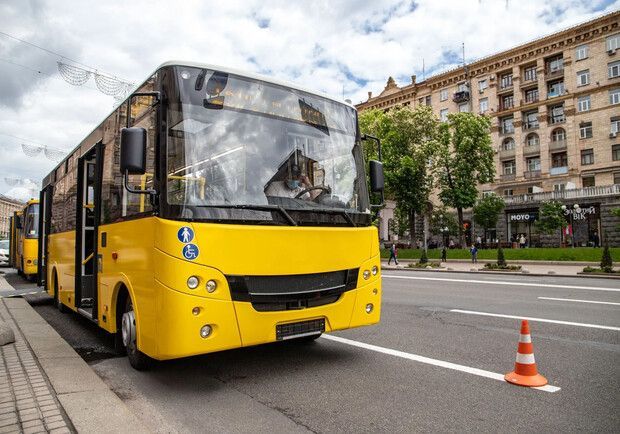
[409, 209, 416, 247]
[423, 212, 428, 252]
[457, 207, 465, 248]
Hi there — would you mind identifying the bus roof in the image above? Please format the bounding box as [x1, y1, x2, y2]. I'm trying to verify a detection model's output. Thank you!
[42, 61, 355, 188]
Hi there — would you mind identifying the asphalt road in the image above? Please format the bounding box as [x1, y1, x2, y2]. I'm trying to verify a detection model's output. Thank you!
[5, 269, 619, 433]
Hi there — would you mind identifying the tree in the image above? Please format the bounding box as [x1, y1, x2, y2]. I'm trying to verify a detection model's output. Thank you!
[435, 112, 495, 247]
[473, 194, 505, 244]
[430, 206, 459, 241]
[497, 246, 507, 267]
[359, 106, 439, 244]
[600, 243, 613, 273]
[536, 200, 567, 246]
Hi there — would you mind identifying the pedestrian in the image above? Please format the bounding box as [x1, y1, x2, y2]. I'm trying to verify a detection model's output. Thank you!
[449, 239, 455, 249]
[593, 231, 600, 248]
[476, 235, 482, 247]
[470, 244, 478, 263]
[388, 244, 399, 265]
[519, 234, 526, 248]
[441, 246, 447, 263]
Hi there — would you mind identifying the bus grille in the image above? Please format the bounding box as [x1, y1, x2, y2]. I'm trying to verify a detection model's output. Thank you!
[226, 268, 358, 311]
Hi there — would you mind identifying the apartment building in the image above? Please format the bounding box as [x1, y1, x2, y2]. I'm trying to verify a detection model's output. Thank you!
[0, 194, 24, 239]
[357, 12, 620, 246]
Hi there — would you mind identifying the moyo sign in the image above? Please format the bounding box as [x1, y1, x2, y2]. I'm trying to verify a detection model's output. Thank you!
[509, 213, 538, 222]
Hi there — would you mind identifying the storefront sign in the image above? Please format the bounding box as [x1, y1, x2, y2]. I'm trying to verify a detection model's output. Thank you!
[563, 205, 596, 220]
[509, 213, 538, 222]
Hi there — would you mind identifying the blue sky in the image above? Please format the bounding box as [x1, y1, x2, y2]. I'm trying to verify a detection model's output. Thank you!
[0, 0, 618, 200]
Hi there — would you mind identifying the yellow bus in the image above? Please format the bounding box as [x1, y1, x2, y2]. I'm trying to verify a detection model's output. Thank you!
[39, 62, 384, 369]
[11, 200, 39, 280]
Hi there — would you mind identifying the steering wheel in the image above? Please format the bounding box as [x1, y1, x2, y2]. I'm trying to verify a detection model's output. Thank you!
[294, 186, 331, 199]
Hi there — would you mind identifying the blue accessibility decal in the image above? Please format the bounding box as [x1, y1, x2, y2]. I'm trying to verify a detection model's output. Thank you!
[182, 244, 199, 260]
[177, 226, 194, 243]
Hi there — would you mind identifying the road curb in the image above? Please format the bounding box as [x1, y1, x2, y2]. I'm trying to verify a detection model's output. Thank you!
[1, 294, 149, 433]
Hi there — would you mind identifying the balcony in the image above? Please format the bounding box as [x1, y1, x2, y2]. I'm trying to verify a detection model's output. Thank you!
[545, 67, 564, 80]
[523, 144, 540, 156]
[522, 122, 539, 131]
[548, 115, 565, 125]
[521, 96, 539, 105]
[550, 166, 568, 175]
[497, 84, 514, 94]
[499, 148, 515, 159]
[500, 173, 516, 182]
[549, 140, 567, 151]
[524, 170, 541, 179]
[453, 91, 470, 103]
[503, 184, 620, 205]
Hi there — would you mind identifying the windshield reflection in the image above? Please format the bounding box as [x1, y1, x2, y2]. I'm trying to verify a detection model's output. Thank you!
[165, 66, 370, 226]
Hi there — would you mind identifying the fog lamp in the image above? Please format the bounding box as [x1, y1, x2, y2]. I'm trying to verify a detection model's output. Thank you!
[187, 276, 199, 289]
[363, 269, 371, 280]
[200, 325, 212, 338]
[206, 280, 217, 293]
[365, 303, 374, 314]
[371, 265, 378, 275]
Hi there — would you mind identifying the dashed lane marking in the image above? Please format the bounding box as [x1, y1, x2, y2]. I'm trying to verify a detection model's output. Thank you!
[538, 297, 620, 306]
[321, 334, 561, 393]
[450, 309, 620, 331]
[382, 274, 620, 293]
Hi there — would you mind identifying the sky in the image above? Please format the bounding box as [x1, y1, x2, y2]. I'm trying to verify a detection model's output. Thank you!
[1, 0, 618, 200]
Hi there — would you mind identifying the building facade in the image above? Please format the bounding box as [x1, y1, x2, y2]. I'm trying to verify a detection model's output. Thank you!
[357, 12, 620, 246]
[0, 194, 24, 239]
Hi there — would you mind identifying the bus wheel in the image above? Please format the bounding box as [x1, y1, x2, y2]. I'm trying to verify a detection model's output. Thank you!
[121, 297, 151, 370]
[54, 274, 68, 313]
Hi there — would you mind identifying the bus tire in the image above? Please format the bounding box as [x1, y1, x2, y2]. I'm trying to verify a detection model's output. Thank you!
[122, 297, 151, 370]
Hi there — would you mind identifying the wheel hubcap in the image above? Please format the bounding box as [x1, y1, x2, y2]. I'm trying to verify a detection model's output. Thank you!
[121, 310, 136, 347]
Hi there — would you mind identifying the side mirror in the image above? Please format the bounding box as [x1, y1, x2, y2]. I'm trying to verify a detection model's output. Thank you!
[120, 127, 147, 175]
[369, 160, 384, 192]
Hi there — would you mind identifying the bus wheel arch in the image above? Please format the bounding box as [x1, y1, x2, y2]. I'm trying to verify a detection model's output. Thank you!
[114, 283, 151, 370]
[51, 268, 68, 313]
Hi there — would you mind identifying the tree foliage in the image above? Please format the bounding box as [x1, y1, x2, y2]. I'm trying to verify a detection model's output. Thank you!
[429, 206, 459, 236]
[497, 246, 507, 267]
[473, 194, 505, 234]
[435, 112, 495, 246]
[601, 243, 614, 273]
[359, 106, 439, 239]
[536, 200, 567, 235]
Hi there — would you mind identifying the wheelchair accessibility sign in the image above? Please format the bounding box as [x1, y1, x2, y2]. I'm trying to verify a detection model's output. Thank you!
[182, 244, 199, 260]
[178, 226, 194, 243]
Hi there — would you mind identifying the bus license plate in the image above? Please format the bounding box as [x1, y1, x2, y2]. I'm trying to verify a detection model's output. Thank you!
[276, 318, 325, 341]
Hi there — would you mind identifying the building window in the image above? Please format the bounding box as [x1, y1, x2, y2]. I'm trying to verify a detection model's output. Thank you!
[526, 156, 541, 171]
[551, 128, 566, 142]
[478, 79, 488, 92]
[610, 88, 620, 105]
[502, 137, 515, 151]
[458, 102, 469, 112]
[523, 110, 538, 129]
[482, 190, 494, 197]
[479, 97, 488, 113]
[607, 34, 620, 51]
[526, 133, 539, 147]
[609, 61, 620, 79]
[425, 95, 431, 106]
[500, 116, 514, 134]
[503, 160, 516, 175]
[501, 94, 514, 110]
[579, 122, 593, 139]
[611, 117, 620, 136]
[440, 108, 448, 122]
[548, 80, 564, 98]
[457, 83, 468, 92]
[576, 69, 590, 87]
[613, 144, 620, 161]
[581, 148, 594, 165]
[500, 73, 513, 89]
[577, 95, 591, 112]
[582, 176, 595, 188]
[524, 88, 539, 103]
[614, 172, 620, 184]
[440, 89, 448, 101]
[553, 183, 565, 192]
[552, 152, 568, 168]
[523, 66, 537, 82]
[575, 44, 588, 61]
[549, 104, 565, 124]
[546, 55, 563, 73]
[503, 189, 514, 196]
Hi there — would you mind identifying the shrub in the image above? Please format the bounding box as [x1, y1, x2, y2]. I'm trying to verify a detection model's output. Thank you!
[419, 249, 428, 264]
[497, 247, 506, 267]
[600, 244, 613, 273]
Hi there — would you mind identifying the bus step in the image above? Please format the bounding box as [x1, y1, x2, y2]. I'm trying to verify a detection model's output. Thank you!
[81, 298, 94, 308]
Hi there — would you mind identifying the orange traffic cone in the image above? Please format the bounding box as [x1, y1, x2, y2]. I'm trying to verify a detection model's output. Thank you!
[505, 320, 548, 387]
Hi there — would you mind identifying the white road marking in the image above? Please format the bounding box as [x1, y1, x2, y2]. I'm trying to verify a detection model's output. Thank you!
[382, 274, 620, 293]
[321, 334, 561, 393]
[450, 309, 620, 331]
[538, 297, 620, 306]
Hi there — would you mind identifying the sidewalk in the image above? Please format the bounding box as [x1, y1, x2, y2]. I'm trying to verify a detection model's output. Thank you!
[0, 275, 149, 434]
[381, 259, 587, 276]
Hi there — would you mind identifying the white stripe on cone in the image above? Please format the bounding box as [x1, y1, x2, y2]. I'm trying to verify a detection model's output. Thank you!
[516, 353, 536, 364]
[519, 334, 532, 343]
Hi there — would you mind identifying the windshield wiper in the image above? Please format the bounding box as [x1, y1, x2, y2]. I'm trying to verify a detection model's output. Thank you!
[197, 204, 297, 226]
[281, 206, 357, 227]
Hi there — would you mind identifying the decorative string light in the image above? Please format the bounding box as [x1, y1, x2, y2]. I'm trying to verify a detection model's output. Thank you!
[57, 61, 133, 98]
[20, 143, 66, 162]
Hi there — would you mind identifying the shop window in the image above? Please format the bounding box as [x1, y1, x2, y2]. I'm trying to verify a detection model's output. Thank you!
[582, 176, 595, 187]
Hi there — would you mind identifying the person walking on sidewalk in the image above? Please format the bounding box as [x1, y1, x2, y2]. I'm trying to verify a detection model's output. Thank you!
[470, 244, 478, 263]
[441, 246, 447, 263]
[388, 244, 399, 265]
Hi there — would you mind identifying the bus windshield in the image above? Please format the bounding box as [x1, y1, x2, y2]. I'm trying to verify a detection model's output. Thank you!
[25, 203, 39, 238]
[165, 66, 370, 226]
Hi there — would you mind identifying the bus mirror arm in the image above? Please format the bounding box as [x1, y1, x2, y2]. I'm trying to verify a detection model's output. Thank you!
[123, 170, 157, 196]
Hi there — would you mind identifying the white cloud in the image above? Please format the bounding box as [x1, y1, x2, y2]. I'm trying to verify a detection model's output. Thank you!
[1, 0, 618, 197]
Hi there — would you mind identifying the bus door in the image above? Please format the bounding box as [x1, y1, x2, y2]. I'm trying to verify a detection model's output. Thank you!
[75, 143, 102, 321]
[38, 185, 53, 288]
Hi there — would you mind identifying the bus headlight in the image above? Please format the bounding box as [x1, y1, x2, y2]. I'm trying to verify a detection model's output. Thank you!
[206, 280, 217, 293]
[371, 265, 378, 275]
[363, 270, 370, 280]
[187, 276, 199, 289]
[200, 325, 212, 338]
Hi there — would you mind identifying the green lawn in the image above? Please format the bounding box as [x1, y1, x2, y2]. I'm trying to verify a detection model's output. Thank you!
[381, 247, 620, 262]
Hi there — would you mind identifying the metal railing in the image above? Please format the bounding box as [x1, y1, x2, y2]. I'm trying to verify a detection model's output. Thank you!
[549, 140, 567, 151]
[523, 170, 541, 179]
[504, 184, 620, 205]
[500, 173, 516, 182]
[499, 148, 515, 159]
[523, 144, 540, 156]
[550, 166, 568, 175]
